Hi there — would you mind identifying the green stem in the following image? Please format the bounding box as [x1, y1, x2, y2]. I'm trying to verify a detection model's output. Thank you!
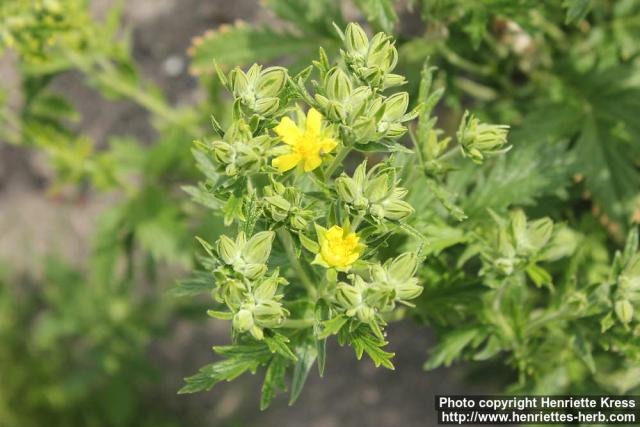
[280, 318, 316, 329]
[325, 137, 356, 178]
[277, 228, 317, 298]
[351, 211, 365, 230]
[66, 51, 201, 138]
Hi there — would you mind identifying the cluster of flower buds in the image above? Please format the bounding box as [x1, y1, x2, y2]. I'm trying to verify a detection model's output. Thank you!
[314, 69, 415, 143]
[211, 231, 289, 340]
[334, 252, 423, 327]
[314, 67, 372, 124]
[225, 64, 288, 116]
[262, 181, 313, 230]
[482, 210, 554, 276]
[335, 161, 414, 221]
[204, 119, 275, 177]
[610, 230, 640, 325]
[457, 111, 511, 164]
[340, 23, 405, 90]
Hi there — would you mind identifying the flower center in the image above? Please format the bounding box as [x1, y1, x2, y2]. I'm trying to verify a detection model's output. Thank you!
[294, 134, 320, 158]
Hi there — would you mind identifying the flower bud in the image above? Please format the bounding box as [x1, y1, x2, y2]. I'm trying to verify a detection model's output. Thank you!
[229, 68, 250, 96]
[615, 299, 634, 325]
[457, 111, 510, 164]
[211, 141, 235, 166]
[290, 213, 308, 230]
[336, 282, 363, 313]
[345, 23, 369, 54]
[382, 199, 414, 220]
[335, 176, 359, 203]
[264, 195, 291, 222]
[395, 280, 423, 301]
[494, 257, 515, 275]
[244, 231, 275, 265]
[383, 73, 407, 89]
[325, 67, 352, 101]
[355, 306, 376, 323]
[217, 235, 239, 265]
[252, 282, 274, 304]
[367, 33, 396, 71]
[352, 116, 377, 142]
[255, 67, 287, 98]
[253, 300, 287, 328]
[233, 308, 255, 333]
[383, 92, 409, 122]
[239, 263, 268, 281]
[254, 97, 280, 116]
[527, 218, 554, 251]
[387, 252, 418, 283]
[364, 174, 390, 203]
[219, 277, 246, 308]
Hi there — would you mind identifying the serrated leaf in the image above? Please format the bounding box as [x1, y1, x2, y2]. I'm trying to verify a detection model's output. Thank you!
[289, 342, 317, 405]
[424, 327, 480, 370]
[179, 354, 263, 394]
[353, 0, 398, 33]
[573, 328, 596, 374]
[189, 24, 319, 74]
[182, 184, 225, 210]
[264, 333, 298, 361]
[260, 356, 288, 410]
[564, 0, 592, 24]
[171, 272, 213, 297]
[348, 327, 395, 370]
[318, 314, 349, 339]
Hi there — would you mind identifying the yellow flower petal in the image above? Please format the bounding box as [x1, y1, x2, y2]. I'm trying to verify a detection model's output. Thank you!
[305, 108, 322, 136]
[320, 137, 338, 154]
[317, 225, 362, 269]
[272, 153, 301, 172]
[303, 155, 323, 172]
[274, 117, 301, 145]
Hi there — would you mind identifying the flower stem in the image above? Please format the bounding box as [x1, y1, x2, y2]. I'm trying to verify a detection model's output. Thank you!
[326, 136, 356, 178]
[277, 228, 317, 298]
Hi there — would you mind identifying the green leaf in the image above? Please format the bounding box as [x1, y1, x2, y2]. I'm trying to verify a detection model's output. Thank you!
[260, 356, 288, 410]
[264, 333, 298, 361]
[180, 344, 273, 394]
[424, 327, 480, 370]
[289, 342, 317, 405]
[298, 232, 320, 253]
[189, 24, 319, 74]
[318, 314, 349, 339]
[353, 0, 398, 33]
[207, 310, 234, 320]
[525, 263, 552, 288]
[563, 0, 592, 24]
[463, 137, 575, 215]
[348, 327, 395, 370]
[171, 272, 213, 297]
[183, 184, 224, 210]
[223, 194, 245, 226]
[575, 118, 639, 223]
[573, 328, 596, 374]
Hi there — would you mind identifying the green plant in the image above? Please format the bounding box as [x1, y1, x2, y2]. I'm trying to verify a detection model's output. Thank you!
[1, 0, 639, 420]
[177, 21, 640, 407]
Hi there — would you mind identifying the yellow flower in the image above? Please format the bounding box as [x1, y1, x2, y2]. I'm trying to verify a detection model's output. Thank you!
[272, 108, 338, 172]
[313, 225, 364, 271]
